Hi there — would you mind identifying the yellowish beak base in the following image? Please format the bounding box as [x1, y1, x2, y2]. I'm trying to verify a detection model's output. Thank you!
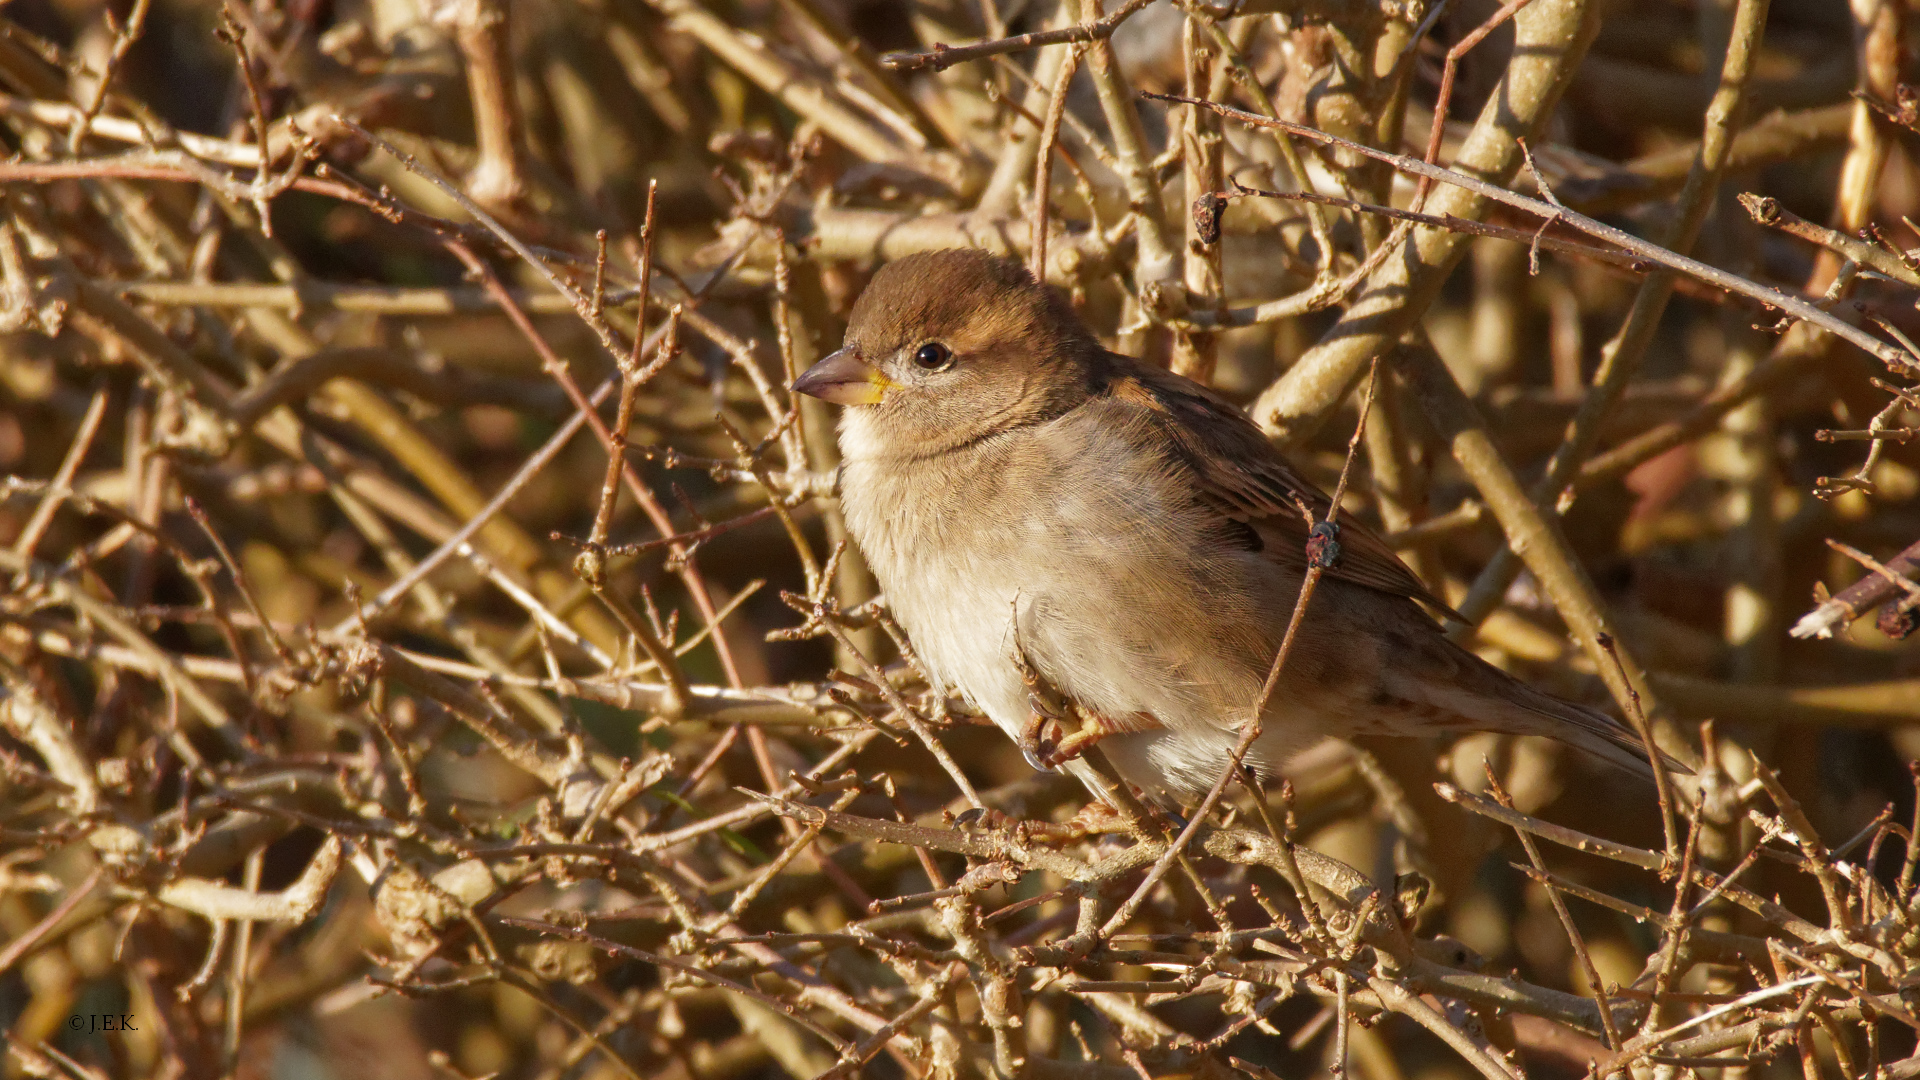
[791, 348, 895, 406]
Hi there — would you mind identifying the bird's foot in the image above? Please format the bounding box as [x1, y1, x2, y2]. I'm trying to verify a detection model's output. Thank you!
[1010, 608, 1080, 771]
[1019, 709, 1068, 772]
[1039, 721, 1116, 769]
[1009, 614, 1142, 771]
[1020, 707, 1122, 771]
[1016, 662, 1076, 772]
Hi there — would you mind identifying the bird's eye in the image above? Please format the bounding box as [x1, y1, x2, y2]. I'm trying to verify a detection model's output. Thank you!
[911, 342, 953, 371]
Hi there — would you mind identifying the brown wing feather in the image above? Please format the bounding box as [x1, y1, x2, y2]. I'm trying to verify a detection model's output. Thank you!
[1098, 355, 1457, 618]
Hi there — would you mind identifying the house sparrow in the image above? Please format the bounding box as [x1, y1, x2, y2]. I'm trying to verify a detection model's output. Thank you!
[792, 249, 1649, 802]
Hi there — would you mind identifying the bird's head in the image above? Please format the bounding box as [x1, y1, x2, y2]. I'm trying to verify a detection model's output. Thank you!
[791, 249, 1100, 457]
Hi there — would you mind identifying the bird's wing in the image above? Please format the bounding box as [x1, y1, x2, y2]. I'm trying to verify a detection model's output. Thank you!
[1097, 355, 1456, 616]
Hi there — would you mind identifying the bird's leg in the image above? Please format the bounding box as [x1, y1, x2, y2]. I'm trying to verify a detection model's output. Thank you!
[1011, 626, 1070, 772]
[1010, 605, 1139, 770]
[1037, 705, 1128, 769]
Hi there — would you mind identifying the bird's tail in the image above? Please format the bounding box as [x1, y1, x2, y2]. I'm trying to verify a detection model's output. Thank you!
[1496, 679, 1672, 779]
[1398, 638, 1685, 780]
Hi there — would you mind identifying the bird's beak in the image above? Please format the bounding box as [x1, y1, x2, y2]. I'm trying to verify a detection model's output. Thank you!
[791, 348, 895, 406]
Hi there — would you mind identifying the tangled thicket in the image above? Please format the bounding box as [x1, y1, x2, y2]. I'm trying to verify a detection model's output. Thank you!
[2, 0, 1920, 1078]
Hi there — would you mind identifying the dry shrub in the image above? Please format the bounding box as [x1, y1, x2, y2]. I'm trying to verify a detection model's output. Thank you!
[1, 0, 1919, 1079]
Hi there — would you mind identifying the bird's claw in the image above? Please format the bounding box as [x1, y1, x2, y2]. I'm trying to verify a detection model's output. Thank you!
[1019, 710, 1068, 772]
[1010, 606, 1121, 770]
[1019, 707, 1116, 771]
[1012, 614, 1076, 771]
